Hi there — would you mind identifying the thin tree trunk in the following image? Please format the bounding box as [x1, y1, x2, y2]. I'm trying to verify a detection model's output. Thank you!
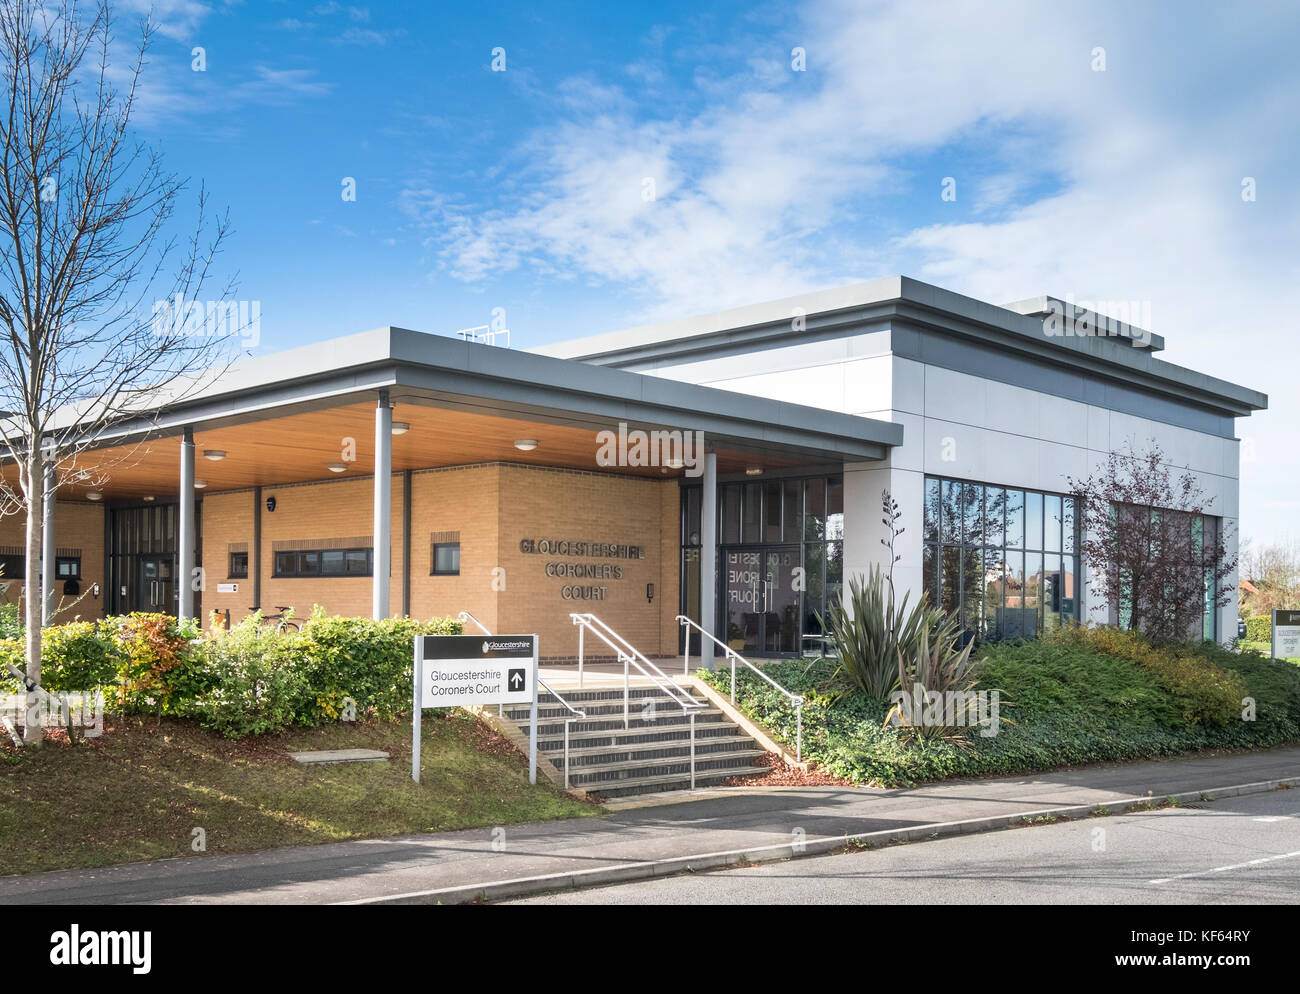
[22, 453, 42, 747]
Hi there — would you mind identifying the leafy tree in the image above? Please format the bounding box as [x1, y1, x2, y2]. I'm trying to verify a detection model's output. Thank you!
[1068, 441, 1234, 645]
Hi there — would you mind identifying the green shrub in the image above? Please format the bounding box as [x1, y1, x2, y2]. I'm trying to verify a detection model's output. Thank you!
[700, 626, 1300, 788]
[1246, 615, 1272, 643]
[0, 602, 23, 640]
[294, 610, 462, 722]
[41, 622, 122, 691]
[822, 567, 943, 702]
[1044, 626, 1243, 727]
[192, 618, 306, 737]
[107, 613, 207, 716]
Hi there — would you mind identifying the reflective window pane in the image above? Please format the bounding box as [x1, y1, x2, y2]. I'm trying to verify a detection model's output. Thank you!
[923, 478, 940, 544]
[1045, 494, 1062, 553]
[1005, 490, 1024, 548]
[1025, 492, 1044, 551]
[827, 476, 844, 541]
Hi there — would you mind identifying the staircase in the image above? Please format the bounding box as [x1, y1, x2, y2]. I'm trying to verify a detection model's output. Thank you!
[504, 683, 769, 799]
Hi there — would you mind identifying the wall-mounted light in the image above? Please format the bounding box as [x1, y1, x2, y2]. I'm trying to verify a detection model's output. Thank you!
[514, 439, 538, 451]
[203, 450, 226, 461]
[391, 422, 410, 435]
[647, 582, 655, 604]
[86, 491, 103, 502]
[327, 462, 347, 473]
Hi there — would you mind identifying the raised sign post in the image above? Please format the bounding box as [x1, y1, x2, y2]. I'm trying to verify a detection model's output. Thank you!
[412, 633, 538, 784]
[1272, 610, 1300, 661]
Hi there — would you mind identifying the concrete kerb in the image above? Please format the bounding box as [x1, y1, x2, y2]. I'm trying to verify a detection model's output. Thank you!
[335, 774, 1300, 905]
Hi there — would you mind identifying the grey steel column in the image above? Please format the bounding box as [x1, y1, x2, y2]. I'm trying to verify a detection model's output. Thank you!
[699, 449, 717, 669]
[178, 427, 195, 621]
[41, 455, 55, 625]
[373, 390, 392, 619]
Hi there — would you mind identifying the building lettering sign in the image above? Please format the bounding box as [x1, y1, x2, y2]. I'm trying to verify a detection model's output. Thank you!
[518, 537, 646, 601]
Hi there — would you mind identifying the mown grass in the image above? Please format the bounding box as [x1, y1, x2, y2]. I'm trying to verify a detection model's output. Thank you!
[0, 710, 596, 876]
[701, 638, 1300, 788]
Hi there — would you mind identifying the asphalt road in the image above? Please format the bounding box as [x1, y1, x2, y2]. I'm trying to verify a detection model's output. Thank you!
[509, 788, 1300, 904]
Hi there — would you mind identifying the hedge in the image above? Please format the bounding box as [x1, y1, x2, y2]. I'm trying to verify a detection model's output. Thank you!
[701, 627, 1300, 787]
[0, 608, 464, 737]
[1246, 615, 1272, 643]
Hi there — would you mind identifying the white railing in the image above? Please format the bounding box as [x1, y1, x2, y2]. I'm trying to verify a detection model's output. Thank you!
[677, 614, 804, 762]
[458, 611, 587, 789]
[570, 612, 704, 790]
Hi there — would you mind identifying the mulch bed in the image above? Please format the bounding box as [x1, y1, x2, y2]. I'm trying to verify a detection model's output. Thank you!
[723, 751, 854, 787]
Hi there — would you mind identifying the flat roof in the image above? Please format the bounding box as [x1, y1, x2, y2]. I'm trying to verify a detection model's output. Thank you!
[57, 325, 903, 466]
[531, 275, 1267, 418]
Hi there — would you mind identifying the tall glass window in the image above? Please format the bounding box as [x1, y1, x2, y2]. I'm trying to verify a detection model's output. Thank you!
[681, 473, 844, 656]
[923, 475, 1080, 641]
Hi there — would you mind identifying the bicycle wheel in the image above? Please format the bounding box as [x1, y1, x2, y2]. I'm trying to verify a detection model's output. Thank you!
[277, 619, 300, 633]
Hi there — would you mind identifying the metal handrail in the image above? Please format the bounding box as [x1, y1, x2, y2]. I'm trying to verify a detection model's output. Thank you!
[570, 612, 702, 789]
[570, 612, 703, 715]
[677, 614, 803, 762]
[458, 611, 586, 787]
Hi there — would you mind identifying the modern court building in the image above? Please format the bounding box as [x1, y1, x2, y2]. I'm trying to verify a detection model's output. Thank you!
[2, 276, 1267, 665]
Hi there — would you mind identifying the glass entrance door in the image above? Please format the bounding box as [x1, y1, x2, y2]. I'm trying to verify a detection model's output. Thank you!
[723, 546, 801, 656]
[136, 556, 175, 613]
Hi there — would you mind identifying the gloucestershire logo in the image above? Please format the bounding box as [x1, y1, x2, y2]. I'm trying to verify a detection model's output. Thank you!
[482, 641, 490, 654]
[49, 925, 151, 975]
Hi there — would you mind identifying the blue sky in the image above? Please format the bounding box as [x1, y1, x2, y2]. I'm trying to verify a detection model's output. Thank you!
[126, 0, 1299, 545]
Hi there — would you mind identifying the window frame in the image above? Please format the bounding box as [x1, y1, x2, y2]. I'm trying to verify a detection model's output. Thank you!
[272, 547, 373, 578]
[431, 541, 461, 576]
[228, 550, 249, 579]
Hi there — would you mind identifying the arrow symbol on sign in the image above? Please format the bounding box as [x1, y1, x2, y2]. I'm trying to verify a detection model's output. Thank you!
[510, 672, 524, 689]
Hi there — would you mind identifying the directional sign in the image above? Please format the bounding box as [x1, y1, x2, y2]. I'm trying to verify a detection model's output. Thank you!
[1274, 610, 1300, 660]
[413, 633, 540, 785]
[416, 635, 536, 709]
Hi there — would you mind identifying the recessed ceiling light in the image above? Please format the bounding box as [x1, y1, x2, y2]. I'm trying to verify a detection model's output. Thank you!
[514, 439, 538, 451]
[143, 495, 155, 502]
[327, 462, 347, 473]
[194, 480, 207, 489]
[86, 491, 103, 502]
[664, 457, 685, 469]
[391, 422, 410, 435]
[745, 466, 764, 476]
[203, 450, 226, 461]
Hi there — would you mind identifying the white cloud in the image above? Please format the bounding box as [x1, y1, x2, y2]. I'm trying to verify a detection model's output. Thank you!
[400, 0, 1300, 541]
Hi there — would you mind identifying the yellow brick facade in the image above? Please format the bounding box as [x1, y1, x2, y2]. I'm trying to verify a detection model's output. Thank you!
[1, 465, 684, 663]
[199, 463, 681, 661]
[0, 501, 107, 623]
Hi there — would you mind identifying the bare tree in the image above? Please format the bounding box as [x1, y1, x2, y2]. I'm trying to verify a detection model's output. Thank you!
[0, 0, 237, 745]
[1068, 440, 1236, 645]
[1239, 536, 1300, 616]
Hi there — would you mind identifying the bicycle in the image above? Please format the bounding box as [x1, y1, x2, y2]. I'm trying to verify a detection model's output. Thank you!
[251, 605, 300, 633]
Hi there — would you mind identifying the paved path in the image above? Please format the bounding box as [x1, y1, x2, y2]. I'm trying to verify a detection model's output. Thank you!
[1, 745, 1297, 904]
[512, 788, 1300, 904]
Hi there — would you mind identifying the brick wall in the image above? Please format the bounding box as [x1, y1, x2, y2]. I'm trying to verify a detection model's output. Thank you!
[195, 462, 682, 662]
[0, 501, 106, 622]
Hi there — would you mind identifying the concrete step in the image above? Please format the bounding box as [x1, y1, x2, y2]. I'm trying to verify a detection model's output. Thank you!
[548, 737, 764, 770]
[577, 762, 772, 799]
[528, 720, 739, 753]
[556, 747, 765, 779]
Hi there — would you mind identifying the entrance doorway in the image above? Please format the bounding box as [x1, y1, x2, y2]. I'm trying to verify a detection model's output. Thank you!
[723, 546, 800, 655]
[136, 556, 175, 613]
